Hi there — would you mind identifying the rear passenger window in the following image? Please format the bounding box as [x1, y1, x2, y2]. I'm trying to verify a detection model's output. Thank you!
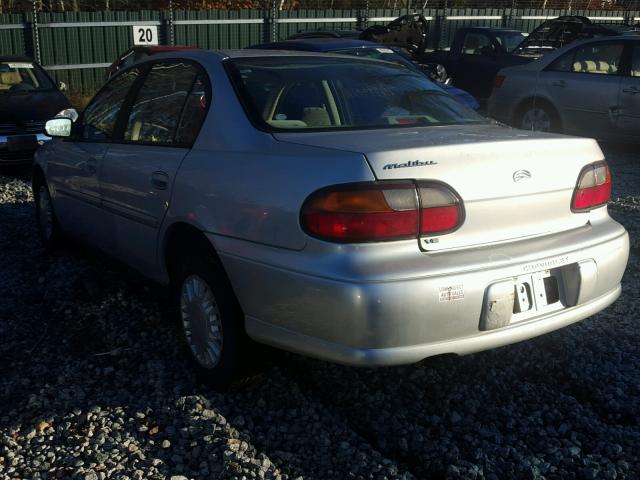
[80, 67, 140, 141]
[570, 43, 624, 75]
[124, 62, 208, 145]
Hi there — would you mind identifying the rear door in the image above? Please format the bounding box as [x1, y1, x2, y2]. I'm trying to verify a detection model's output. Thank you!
[99, 61, 210, 274]
[46, 67, 142, 248]
[541, 41, 624, 137]
[616, 42, 640, 139]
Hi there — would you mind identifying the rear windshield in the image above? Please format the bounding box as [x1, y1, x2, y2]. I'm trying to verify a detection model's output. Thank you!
[226, 56, 485, 131]
[495, 32, 526, 52]
[332, 47, 420, 72]
[0, 61, 54, 94]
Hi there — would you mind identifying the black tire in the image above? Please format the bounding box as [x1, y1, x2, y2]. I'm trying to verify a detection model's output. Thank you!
[517, 101, 561, 133]
[33, 179, 65, 250]
[171, 252, 251, 390]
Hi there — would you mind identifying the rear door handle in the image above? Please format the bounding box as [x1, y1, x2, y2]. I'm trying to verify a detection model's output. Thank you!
[622, 86, 640, 95]
[552, 80, 567, 88]
[86, 157, 98, 175]
[150, 171, 169, 191]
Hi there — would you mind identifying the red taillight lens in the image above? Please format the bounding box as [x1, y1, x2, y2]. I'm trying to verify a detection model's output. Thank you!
[301, 182, 463, 242]
[572, 161, 611, 212]
[494, 75, 506, 88]
[419, 185, 462, 234]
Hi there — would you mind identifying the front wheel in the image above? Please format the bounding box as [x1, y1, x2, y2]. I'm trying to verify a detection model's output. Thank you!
[173, 256, 250, 390]
[518, 103, 561, 133]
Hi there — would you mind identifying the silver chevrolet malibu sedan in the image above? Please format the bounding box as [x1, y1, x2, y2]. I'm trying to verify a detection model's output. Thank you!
[34, 50, 629, 388]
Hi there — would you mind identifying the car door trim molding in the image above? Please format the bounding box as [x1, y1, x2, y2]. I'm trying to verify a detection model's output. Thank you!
[56, 186, 101, 208]
[101, 198, 158, 228]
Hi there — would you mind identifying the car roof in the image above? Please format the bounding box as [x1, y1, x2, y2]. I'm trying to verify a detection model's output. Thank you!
[134, 48, 391, 63]
[287, 30, 363, 39]
[462, 27, 523, 33]
[249, 38, 382, 52]
[0, 55, 37, 63]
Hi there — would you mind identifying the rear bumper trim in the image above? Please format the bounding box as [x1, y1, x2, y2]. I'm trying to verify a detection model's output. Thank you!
[246, 286, 621, 366]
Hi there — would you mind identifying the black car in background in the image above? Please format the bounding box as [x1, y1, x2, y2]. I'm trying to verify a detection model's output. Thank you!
[0, 56, 71, 166]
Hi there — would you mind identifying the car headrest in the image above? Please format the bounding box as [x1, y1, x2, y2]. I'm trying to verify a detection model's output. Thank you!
[0, 71, 21, 85]
[303, 106, 331, 127]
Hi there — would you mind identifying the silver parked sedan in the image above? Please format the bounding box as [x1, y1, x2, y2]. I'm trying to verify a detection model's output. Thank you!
[34, 50, 629, 388]
[488, 36, 640, 142]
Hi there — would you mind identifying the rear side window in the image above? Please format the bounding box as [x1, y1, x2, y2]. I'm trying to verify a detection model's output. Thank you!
[124, 62, 208, 145]
[571, 43, 623, 75]
[80, 67, 141, 141]
[548, 43, 625, 75]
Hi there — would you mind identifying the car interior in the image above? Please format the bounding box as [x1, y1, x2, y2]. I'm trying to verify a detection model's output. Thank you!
[0, 66, 40, 92]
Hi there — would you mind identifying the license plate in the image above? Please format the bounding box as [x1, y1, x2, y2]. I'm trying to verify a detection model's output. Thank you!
[7, 135, 38, 151]
[513, 270, 560, 314]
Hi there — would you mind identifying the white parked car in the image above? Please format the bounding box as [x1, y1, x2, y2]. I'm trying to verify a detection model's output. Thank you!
[34, 50, 629, 388]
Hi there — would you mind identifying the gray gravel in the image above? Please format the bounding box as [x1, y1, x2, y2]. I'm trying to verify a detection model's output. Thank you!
[1, 145, 639, 480]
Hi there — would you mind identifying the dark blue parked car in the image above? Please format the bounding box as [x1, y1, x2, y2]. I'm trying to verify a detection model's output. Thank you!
[248, 38, 480, 111]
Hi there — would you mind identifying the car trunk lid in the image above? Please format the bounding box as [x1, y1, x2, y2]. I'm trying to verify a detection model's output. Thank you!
[274, 124, 604, 251]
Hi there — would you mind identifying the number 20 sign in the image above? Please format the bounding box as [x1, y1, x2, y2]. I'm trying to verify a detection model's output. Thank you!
[132, 25, 158, 46]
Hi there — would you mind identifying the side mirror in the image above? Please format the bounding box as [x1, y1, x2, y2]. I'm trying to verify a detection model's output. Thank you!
[55, 108, 79, 123]
[57, 81, 67, 92]
[45, 118, 72, 138]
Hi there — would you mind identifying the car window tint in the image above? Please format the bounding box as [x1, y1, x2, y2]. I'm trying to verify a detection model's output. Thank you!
[462, 33, 491, 55]
[631, 46, 640, 77]
[175, 73, 209, 145]
[81, 67, 141, 141]
[547, 51, 574, 72]
[124, 62, 199, 144]
[570, 43, 624, 75]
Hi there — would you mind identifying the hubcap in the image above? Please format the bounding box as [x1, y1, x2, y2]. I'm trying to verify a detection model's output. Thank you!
[38, 185, 54, 241]
[521, 108, 552, 132]
[180, 275, 223, 369]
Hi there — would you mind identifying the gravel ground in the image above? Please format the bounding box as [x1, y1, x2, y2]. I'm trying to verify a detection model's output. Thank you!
[0, 145, 638, 480]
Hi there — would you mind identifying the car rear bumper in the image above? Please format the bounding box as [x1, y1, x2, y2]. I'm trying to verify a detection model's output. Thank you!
[211, 218, 629, 366]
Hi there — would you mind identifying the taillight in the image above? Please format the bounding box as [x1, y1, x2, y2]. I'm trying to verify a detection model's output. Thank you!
[301, 182, 463, 243]
[571, 161, 611, 212]
[494, 75, 506, 88]
[419, 185, 462, 234]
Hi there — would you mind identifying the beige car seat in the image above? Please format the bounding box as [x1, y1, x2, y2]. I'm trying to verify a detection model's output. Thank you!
[0, 71, 21, 91]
